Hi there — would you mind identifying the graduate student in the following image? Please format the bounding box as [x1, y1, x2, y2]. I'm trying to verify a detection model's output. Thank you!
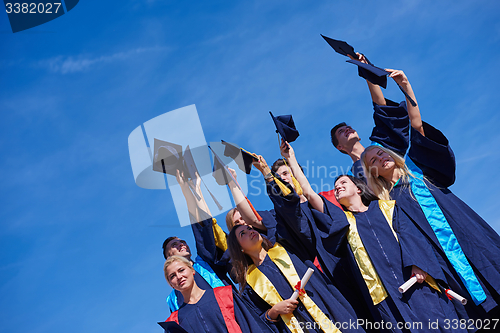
[326, 175, 468, 332]
[277, 140, 470, 332]
[330, 53, 411, 181]
[227, 223, 366, 333]
[162, 255, 277, 333]
[360, 69, 500, 322]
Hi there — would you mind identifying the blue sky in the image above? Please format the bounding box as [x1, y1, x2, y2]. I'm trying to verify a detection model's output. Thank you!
[1, 1, 500, 332]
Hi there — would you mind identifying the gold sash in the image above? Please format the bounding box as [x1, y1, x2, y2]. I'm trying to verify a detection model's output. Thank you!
[344, 211, 389, 305]
[347, 201, 440, 297]
[211, 218, 228, 252]
[246, 243, 341, 333]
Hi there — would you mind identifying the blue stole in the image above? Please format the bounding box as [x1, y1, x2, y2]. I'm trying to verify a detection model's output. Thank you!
[405, 157, 486, 305]
[166, 256, 225, 312]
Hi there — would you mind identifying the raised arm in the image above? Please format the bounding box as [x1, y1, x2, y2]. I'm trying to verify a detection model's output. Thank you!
[386, 69, 424, 136]
[175, 169, 200, 221]
[176, 169, 212, 223]
[348, 53, 387, 106]
[191, 171, 212, 222]
[280, 140, 325, 213]
[227, 167, 266, 231]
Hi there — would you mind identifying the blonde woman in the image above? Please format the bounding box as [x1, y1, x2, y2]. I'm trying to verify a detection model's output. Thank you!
[162, 256, 276, 333]
[361, 70, 500, 322]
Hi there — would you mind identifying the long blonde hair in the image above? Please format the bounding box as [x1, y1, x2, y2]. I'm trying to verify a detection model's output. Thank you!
[360, 145, 416, 200]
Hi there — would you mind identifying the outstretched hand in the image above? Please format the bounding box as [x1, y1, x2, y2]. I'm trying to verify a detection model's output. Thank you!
[252, 155, 270, 174]
[227, 167, 238, 182]
[280, 140, 294, 160]
[175, 169, 186, 186]
[385, 69, 409, 86]
[348, 52, 368, 64]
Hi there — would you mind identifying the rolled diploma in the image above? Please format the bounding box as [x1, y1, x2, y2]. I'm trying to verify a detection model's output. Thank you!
[446, 289, 467, 305]
[290, 268, 314, 300]
[398, 276, 417, 293]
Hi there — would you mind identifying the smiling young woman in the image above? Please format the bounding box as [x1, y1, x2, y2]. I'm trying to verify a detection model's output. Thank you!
[227, 224, 365, 333]
[360, 70, 500, 322]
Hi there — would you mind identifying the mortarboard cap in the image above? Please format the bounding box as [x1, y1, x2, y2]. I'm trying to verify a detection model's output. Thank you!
[346, 59, 388, 88]
[180, 145, 202, 200]
[158, 321, 189, 333]
[211, 148, 237, 186]
[269, 112, 300, 143]
[321, 35, 357, 59]
[221, 140, 258, 175]
[152, 139, 184, 175]
[346, 59, 417, 106]
[182, 145, 198, 182]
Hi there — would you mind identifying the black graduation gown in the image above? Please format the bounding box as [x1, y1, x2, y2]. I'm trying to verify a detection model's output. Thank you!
[390, 122, 500, 319]
[265, 180, 383, 332]
[318, 198, 468, 332]
[241, 247, 365, 333]
[162, 286, 277, 333]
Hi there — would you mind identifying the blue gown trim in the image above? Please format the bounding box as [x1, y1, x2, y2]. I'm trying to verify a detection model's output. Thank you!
[405, 156, 486, 305]
[166, 256, 225, 312]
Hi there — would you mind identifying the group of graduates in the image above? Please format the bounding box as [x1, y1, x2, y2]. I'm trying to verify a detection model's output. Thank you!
[156, 39, 500, 333]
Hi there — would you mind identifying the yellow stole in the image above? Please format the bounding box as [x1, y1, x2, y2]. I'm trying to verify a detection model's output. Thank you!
[246, 243, 341, 333]
[344, 210, 389, 305]
[344, 201, 439, 305]
[211, 218, 228, 252]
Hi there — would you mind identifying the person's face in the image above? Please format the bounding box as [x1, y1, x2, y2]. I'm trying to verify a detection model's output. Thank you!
[232, 209, 248, 228]
[166, 260, 195, 291]
[335, 125, 359, 150]
[276, 165, 293, 186]
[235, 225, 262, 252]
[165, 238, 191, 258]
[334, 176, 361, 203]
[364, 148, 395, 179]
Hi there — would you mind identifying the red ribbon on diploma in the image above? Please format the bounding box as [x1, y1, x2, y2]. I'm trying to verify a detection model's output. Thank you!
[445, 289, 453, 301]
[294, 281, 305, 296]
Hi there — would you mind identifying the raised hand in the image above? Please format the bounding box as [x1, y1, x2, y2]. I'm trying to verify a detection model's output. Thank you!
[252, 155, 271, 175]
[385, 69, 410, 86]
[348, 52, 368, 64]
[280, 140, 295, 160]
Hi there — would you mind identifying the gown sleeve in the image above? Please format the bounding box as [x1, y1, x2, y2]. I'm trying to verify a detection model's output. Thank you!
[191, 217, 229, 266]
[369, 99, 410, 156]
[265, 180, 317, 261]
[407, 122, 456, 187]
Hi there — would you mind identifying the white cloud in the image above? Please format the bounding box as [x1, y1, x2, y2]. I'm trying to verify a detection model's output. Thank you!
[40, 46, 170, 74]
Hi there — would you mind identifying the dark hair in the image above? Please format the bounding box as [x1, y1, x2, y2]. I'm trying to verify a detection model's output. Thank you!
[330, 122, 348, 155]
[227, 225, 273, 293]
[271, 158, 303, 173]
[334, 175, 379, 208]
[162, 236, 179, 260]
[271, 158, 286, 173]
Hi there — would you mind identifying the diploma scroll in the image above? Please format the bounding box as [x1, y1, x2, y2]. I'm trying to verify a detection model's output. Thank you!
[398, 276, 417, 293]
[446, 289, 468, 305]
[290, 268, 314, 301]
